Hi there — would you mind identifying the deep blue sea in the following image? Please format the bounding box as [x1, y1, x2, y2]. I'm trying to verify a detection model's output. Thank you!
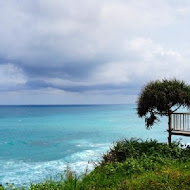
[0, 104, 189, 186]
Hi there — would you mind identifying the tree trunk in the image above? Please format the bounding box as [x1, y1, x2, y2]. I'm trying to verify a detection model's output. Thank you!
[168, 113, 172, 146]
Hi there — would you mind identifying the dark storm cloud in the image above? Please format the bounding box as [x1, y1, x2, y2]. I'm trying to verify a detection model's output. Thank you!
[25, 79, 140, 95]
[60, 83, 140, 94]
[21, 59, 103, 80]
[25, 80, 48, 89]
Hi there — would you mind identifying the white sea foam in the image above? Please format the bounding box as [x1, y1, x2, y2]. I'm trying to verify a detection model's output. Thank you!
[0, 144, 110, 187]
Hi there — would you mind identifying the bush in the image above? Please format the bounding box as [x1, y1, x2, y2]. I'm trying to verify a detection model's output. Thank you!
[102, 138, 190, 164]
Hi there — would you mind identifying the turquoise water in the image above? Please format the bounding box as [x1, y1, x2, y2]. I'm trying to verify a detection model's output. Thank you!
[0, 104, 189, 186]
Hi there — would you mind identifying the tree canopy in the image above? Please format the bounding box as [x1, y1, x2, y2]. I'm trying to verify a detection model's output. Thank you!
[137, 79, 190, 128]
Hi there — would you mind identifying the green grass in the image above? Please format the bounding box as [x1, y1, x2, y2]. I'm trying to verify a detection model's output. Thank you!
[2, 139, 190, 190]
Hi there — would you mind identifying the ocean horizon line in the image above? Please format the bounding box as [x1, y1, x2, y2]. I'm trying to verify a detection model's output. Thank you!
[0, 103, 134, 107]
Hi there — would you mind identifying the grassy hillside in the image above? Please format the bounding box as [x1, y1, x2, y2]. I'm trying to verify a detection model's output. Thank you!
[2, 139, 190, 190]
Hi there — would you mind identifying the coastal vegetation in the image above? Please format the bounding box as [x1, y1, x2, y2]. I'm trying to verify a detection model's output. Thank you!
[137, 79, 190, 144]
[2, 138, 190, 190]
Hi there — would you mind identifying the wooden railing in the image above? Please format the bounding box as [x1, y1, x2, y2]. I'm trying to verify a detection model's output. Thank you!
[171, 113, 190, 132]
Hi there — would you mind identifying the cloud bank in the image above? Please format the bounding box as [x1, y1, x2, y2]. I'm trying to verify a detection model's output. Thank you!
[0, 0, 190, 104]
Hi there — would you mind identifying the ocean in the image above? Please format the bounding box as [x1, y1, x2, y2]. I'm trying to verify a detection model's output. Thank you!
[0, 104, 189, 186]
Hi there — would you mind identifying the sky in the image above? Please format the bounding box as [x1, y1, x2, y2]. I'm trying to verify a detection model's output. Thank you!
[0, 0, 190, 105]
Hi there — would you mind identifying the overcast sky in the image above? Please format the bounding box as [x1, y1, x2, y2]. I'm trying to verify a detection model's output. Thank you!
[0, 0, 190, 104]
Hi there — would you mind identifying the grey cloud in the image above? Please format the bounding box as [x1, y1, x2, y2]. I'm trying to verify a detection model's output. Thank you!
[25, 80, 48, 89]
[21, 59, 104, 80]
[25, 77, 141, 95]
[53, 83, 139, 94]
[0, 0, 190, 100]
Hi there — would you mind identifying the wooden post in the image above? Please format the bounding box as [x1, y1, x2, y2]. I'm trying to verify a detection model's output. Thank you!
[168, 113, 172, 145]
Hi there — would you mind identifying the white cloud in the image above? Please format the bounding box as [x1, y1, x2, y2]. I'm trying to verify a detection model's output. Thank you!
[0, 63, 27, 89]
[0, 0, 182, 64]
[91, 37, 188, 86]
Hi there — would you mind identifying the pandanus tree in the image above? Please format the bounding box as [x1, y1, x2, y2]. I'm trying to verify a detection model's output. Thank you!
[137, 79, 190, 144]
